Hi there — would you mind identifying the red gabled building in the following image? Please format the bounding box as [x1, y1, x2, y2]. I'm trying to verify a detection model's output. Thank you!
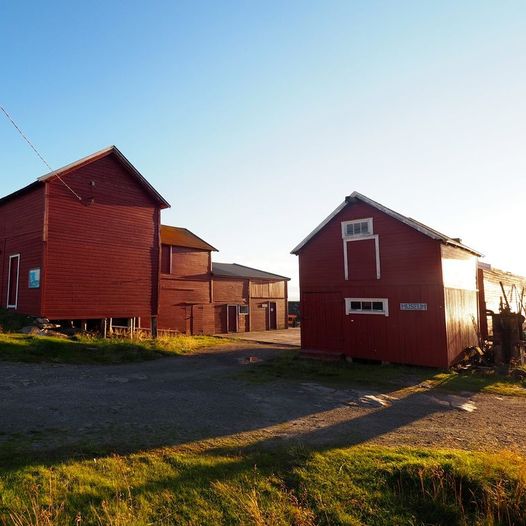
[292, 192, 482, 368]
[157, 226, 289, 334]
[1, 146, 288, 335]
[0, 146, 170, 326]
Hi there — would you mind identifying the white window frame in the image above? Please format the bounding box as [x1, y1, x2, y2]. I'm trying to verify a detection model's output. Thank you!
[345, 297, 389, 317]
[239, 305, 249, 315]
[341, 218, 381, 280]
[6, 254, 20, 309]
[341, 218, 373, 239]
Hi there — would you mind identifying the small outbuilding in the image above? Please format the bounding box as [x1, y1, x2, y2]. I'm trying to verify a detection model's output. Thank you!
[155, 226, 289, 334]
[212, 263, 289, 333]
[477, 263, 526, 339]
[292, 192, 482, 368]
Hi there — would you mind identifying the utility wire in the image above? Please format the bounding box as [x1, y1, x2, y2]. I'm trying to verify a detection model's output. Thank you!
[0, 105, 83, 201]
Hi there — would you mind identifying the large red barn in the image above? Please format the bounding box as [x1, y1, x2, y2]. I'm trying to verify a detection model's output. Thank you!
[292, 192, 482, 368]
[0, 146, 170, 327]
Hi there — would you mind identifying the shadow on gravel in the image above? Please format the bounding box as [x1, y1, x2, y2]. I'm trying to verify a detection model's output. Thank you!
[0, 347, 508, 471]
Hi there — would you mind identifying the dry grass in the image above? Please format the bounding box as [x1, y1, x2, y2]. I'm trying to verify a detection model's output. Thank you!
[0, 444, 524, 525]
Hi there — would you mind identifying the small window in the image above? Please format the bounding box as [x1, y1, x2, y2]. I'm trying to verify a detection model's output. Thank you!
[239, 305, 249, 315]
[345, 297, 388, 316]
[342, 218, 373, 239]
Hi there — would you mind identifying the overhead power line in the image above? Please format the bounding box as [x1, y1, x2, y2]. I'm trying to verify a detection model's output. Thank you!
[0, 105, 83, 201]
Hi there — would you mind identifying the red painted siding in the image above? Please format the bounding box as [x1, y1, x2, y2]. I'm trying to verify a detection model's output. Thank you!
[441, 245, 478, 364]
[347, 239, 377, 280]
[0, 185, 45, 316]
[158, 247, 212, 332]
[43, 154, 160, 319]
[298, 201, 450, 367]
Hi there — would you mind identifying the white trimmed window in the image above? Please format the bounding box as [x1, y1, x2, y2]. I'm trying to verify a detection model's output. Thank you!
[345, 297, 389, 316]
[239, 305, 249, 315]
[342, 218, 373, 239]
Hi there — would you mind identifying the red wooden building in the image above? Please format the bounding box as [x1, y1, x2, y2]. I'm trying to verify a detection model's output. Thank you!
[0, 146, 289, 335]
[0, 146, 170, 327]
[157, 225, 289, 334]
[292, 192, 482, 368]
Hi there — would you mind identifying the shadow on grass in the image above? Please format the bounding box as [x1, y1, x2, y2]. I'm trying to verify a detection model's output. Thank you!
[242, 351, 526, 396]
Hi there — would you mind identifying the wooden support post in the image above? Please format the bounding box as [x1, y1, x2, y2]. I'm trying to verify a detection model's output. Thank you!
[151, 315, 158, 339]
[101, 318, 108, 339]
[128, 318, 134, 339]
[81, 320, 88, 332]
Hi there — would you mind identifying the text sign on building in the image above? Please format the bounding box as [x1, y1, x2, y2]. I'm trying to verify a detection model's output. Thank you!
[400, 303, 427, 311]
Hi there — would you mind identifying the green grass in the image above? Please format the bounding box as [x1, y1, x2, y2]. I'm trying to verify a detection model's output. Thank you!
[0, 441, 524, 525]
[0, 333, 227, 364]
[241, 352, 526, 397]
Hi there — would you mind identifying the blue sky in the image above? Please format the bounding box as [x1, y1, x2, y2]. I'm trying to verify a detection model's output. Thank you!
[1, 1, 526, 299]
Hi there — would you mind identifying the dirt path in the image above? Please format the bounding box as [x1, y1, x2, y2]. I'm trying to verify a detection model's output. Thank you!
[1, 344, 525, 458]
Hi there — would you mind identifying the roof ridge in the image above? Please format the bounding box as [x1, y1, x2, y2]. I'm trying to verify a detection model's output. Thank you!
[292, 191, 482, 256]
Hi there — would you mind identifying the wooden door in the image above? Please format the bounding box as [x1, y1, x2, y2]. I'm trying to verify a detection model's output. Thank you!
[301, 292, 343, 351]
[227, 305, 238, 332]
[268, 302, 277, 330]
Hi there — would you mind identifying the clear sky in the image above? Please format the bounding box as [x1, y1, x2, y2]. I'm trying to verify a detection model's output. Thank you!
[1, 1, 526, 300]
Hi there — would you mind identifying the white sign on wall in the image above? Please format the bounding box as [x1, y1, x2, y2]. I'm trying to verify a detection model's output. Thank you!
[400, 303, 427, 311]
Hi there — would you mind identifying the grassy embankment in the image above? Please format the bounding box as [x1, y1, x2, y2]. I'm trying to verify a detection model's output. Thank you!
[0, 440, 525, 526]
[0, 333, 226, 364]
[242, 351, 526, 397]
[0, 308, 227, 364]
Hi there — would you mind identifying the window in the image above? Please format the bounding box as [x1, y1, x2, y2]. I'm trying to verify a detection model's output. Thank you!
[342, 218, 373, 239]
[7, 254, 20, 308]
[239, 305, 249, 315]
[345, 297, 388, 316]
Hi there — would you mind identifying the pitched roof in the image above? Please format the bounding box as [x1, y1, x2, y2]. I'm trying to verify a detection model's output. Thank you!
[291, 191, 482, 256]
[0, 146, 170, 209]
[161, 225, 218, 251]
[212, 262, 290, 281]
[38, 145, 170, 209]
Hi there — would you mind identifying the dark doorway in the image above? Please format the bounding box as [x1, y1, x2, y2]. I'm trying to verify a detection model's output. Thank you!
[227, 305, 238, 332]
[268, 302, 277, 330]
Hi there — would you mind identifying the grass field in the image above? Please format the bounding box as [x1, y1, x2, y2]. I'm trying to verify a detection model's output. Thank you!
[0, 333, 227, 364]
[242, 351, 526, 397]
[0, 439, 524, 526]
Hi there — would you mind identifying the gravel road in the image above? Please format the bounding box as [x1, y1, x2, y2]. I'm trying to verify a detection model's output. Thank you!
[1, 344, 525, 457]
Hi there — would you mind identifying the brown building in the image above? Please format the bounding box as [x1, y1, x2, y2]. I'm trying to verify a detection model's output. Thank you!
[156, 225, 289, 335]
[212, 263, 289, 333]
